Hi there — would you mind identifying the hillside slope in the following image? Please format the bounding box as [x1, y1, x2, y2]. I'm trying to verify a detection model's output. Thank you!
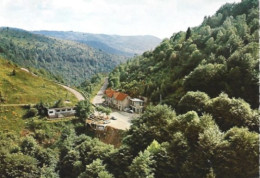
[108, 0, 259, 109]
[0, 28, 127, 85]
[32, 31, 161, 56]
[0, 57, 78, 105]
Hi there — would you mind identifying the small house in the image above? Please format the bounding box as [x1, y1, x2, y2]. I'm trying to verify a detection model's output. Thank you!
[48, 107, 76, 118]
[104, 89, 130, 111]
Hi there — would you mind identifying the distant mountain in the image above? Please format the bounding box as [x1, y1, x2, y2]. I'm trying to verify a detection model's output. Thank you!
[0, 27, 127, 85]
[32, 31, 161, 56]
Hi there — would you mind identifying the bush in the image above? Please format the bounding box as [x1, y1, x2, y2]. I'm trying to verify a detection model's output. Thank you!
[96, 105, 112, 115]
[178, 91, 210, 115]
[26, 108, 38, 118]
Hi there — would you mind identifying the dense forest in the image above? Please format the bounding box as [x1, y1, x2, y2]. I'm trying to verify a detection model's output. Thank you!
[33, 31, 161, 57]
[0, 28, 127, 85]
[109, 0, 259, 109]
[0, 0, 259, 178]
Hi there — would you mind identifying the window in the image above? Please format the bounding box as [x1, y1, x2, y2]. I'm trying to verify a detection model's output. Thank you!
[56, 110, 60, 112]
[62, 109, 66, 112]
[49, 111, 54, 114]
[67, 109, 71, 111]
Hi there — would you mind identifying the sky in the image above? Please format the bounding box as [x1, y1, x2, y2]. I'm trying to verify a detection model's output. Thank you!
[0, 0, 241, 39]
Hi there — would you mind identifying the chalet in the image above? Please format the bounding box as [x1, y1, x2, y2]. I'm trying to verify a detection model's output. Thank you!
[47, 107, 76, 118]
[130, 98, 144, 113]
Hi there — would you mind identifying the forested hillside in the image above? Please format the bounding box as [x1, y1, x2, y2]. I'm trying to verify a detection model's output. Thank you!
[109, 0, 259, 109]
[0, 28, 127, 85]
[33, 31, 161, 56]
[0, 0, 259, 178]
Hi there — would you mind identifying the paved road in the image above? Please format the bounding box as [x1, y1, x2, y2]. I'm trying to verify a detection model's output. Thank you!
[59, 84, 85, 101]
[92, 77, 108, 105]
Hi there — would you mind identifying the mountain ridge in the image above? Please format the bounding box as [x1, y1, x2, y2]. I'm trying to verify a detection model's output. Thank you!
[32, 30, 161, 56]
[0, 27, 127, 85]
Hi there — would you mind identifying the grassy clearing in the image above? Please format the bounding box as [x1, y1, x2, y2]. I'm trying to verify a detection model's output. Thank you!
[0, 106, 27, 134]
[0, 57, 78, 105]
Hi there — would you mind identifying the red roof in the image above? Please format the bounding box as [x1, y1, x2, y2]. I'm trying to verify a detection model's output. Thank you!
[105, 89, 115, 98]
[115, 92, 128, 101]
[105, 89, 128, 101]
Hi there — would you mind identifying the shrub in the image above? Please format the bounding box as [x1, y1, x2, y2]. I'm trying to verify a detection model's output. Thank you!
[26, 108, 38, 118]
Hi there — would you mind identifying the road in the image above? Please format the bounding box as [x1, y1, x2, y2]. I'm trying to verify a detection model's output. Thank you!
[59, 84, 85, 101]
[92, 77, 108, 105]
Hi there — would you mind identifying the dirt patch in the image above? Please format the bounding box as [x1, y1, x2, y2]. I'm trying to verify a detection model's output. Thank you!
[95, 126, 124, 148]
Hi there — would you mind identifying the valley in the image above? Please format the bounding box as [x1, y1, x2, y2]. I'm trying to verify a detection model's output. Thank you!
[0, 0, 258, 177]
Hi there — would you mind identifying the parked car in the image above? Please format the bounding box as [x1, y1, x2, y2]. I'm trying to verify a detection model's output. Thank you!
[111, 116, 117, 120]
[128, 110, 134, 113]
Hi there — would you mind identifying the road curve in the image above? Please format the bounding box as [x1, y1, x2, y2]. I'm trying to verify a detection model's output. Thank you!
[59, 84, 85, 101]
[20, 67, 85, 101]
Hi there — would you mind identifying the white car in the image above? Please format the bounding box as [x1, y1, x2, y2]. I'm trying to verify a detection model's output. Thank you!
[124, 108, 130, 112]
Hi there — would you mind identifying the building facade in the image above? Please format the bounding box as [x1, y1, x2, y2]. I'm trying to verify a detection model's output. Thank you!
[130, 98, 144, 113]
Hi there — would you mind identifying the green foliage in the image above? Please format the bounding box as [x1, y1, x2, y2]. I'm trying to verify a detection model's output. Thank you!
[185, 27, 192, 40]
[79, 159, 114, 178]
[0, 152, 40, 178]
[0, 1, 258, 178]
[108, 0, 259, 108]
[184, 63, 227, 96]
[0, 28, 127, 85]
[214, 127, 259, 178]
[75, 100, 94, 123]
[124, 105, 176, 154]
[79, 74, 106, 99]
[127, 150, 155, 178]
[0, 57, 78, 105]
[96, 105, 112, 115]
[206, 93, 258, 131]
[33, 30, 161, 57]
[53, 98, 65, 108]
[178, 91, 210, 114]
[26, 108, 38, 118]
[12, 69, 16, 76]
[0, 91, 6, 103]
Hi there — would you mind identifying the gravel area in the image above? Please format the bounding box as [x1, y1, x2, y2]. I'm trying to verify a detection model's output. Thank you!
[108, 110, 139, 130]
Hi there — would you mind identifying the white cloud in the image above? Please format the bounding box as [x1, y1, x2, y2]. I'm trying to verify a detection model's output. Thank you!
[0, 0, 241, 38]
